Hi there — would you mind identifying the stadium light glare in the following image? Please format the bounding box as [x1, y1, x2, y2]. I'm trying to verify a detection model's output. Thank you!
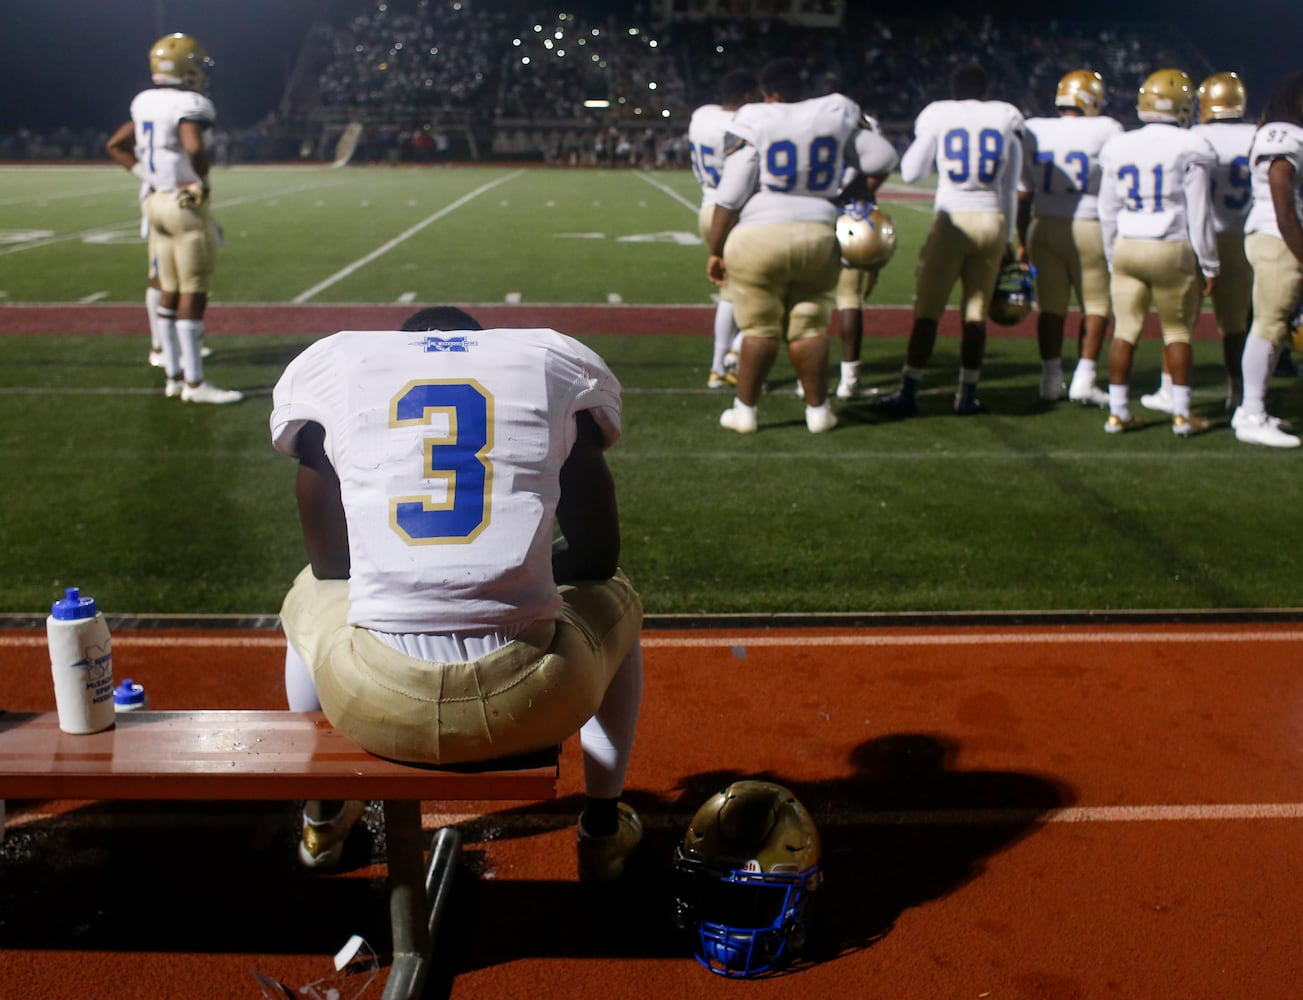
[584, 99, 610, 108]
[521, 56, 531, 65]
[648, 82, 657, 90]
[661, 109, 671, 118]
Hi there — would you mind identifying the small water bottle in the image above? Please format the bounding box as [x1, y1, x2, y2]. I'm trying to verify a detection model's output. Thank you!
[114, 678, 149, 713]
[46, 587, 115, 734]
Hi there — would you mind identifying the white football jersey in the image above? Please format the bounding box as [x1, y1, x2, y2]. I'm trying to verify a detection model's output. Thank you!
[1191, 120, 1257, 234]
[270, 328, 622, 633]
[1098, 123, 1218, 272]
[128, 87, 215, 192]
[1245, 121, 1303, 239]
[718, 93, 896, 226]
[1020, 114, 1124, 220]
[900, 98, 1025, 217]
[688, 103, 738, 205]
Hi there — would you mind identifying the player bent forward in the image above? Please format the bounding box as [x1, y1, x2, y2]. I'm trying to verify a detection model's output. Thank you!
[272, 307, 645, 880]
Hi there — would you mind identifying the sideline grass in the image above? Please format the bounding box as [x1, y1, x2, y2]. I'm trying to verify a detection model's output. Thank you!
[1, 332, 1299, 617]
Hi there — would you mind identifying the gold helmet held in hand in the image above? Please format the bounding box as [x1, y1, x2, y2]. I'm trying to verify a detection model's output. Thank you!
[150, 33, 212, 91]
[1055, 69, 1105, 115]
[1137, 68, 1194, 127]
[1197, 72, 1247, 123]
[836, 204, 897, 271]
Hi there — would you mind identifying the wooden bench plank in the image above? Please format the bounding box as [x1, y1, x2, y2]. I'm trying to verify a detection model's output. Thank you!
[0, 710, 558, 802]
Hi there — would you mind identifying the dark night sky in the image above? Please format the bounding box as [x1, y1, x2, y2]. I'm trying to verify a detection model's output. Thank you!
[0, 0, 1298, 133]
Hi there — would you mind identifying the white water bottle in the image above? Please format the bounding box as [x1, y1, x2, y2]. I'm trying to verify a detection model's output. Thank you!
[46, 587, 115, 734]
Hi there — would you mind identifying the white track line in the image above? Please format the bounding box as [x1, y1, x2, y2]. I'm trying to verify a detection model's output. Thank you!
[292, 170, 525, 303]
[1, 630, 1301, 650]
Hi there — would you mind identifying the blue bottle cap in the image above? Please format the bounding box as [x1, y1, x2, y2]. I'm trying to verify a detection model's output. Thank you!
[114, 679, 146, 707]
[51, 587, 97, 620]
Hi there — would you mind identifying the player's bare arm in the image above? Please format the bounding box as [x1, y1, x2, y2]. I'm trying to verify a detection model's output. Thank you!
[293, 422, 350, 581]
[105, 120, 137, 170]
[553, 410, 620, 583]
[1268, 158, 1303, 266]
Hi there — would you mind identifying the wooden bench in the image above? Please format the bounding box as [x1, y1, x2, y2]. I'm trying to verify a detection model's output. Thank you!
[0, 709, 559, 1000]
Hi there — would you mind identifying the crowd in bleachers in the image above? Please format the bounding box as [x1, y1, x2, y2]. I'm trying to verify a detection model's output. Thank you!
[1, 1, 1210, 165]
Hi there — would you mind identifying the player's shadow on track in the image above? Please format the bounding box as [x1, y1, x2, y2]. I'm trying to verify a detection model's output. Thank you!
[443, 731, 1069, 977]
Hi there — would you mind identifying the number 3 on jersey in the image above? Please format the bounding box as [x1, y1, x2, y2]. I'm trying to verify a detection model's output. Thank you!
[390, 380, 493, 544]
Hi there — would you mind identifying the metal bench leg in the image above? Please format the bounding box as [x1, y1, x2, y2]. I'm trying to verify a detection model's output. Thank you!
[379, 801, 463, 1000]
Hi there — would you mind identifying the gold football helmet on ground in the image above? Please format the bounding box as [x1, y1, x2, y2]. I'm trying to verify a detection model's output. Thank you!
[149, 33, 212, 91]
[1055, 69, 1105, 115]
[1137, 68, 1194, 126]
[1197, 72, 1247, 123]
[836, 202, 897, 270]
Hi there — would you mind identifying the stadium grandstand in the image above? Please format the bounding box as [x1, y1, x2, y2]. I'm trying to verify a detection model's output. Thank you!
[0, 0, 1209, 165]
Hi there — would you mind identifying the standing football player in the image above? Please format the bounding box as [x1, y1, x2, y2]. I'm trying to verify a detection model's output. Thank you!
[1233, 70, 1303, 447]
[689, 70, 757, 389]
[830, 108, 899, 401]
[706, 57, 897, 433]
[1016, 69, 1123, 407]
[1140, 72, 1257, 417]
[106, 33, 241, 404]
[877, 62, 1025, 415]
[1096, 69, 1218, 436]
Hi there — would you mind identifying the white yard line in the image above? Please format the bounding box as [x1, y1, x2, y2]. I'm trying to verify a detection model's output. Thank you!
[292, 170, 525, 303]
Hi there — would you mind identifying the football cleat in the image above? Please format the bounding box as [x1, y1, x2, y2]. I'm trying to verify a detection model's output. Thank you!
[835, 202, 897, 270]
[1196, 72, 1246, 123]
[1171, 414, 1212, 437]
[1068, 381, 1109, 408]
[1104, 414, 1144, 434]
[1232, 410, 1301, 448]
[875, 389, 918, 416]
[1056, 69, 1105, 116]
[1137, 68, 1194, 127]
[164, 377, 183, 398]
[720, 405, 758, 434]
[953, 391, 982, 415]
[989, 261, 1035, 325]
[149, 33, 213, 92]
[805, 404, 837, 433]
[707, 371, 734, 389]
[1039, 375, 1066, 401]
[1139, 386, 1174, 413]
[577, 802, 643, 882]
[299, 800, 366, 870]
[181, 382, 244, 405]
[148, 349, 164, 368]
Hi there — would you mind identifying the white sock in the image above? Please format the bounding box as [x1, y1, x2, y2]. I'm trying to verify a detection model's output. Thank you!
[840, 360, 860, 385]
[729, 331, 744, 355]
[284, 642, 322, 712]
[157, 307, 180, 378]
[145, 287, 162, 352]
[1159, 371, 1174, 393]
[1171, 384, 1191, 419]
[580, 643, 643, 799]
[1108, 383, 1130, 419]
[959, 367, 981, 386]
[1240, 336, 1273, 415]
[711, 301, 736, 373]
[176, 318, 204, 384]
[1042, 358, 1063, 381]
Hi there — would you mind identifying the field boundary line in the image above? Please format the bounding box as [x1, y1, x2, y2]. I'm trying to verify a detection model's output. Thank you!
[291, 169, 526, 302]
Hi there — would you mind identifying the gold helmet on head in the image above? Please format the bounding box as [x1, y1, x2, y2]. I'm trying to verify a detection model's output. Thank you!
[149, 33, 212, 91]
[1055, 69, 1105, 115]
[1137, 68, 1194, 126]
[1197, 72, 1247, 123]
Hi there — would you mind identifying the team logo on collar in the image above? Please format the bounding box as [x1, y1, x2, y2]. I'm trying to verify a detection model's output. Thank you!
[419, 335, 476, 352]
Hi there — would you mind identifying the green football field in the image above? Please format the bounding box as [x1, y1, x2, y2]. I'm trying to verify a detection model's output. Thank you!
[1, 165, 1299, 618]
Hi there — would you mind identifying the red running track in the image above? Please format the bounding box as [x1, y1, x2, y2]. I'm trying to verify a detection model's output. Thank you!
[1, 623, 1299, 999]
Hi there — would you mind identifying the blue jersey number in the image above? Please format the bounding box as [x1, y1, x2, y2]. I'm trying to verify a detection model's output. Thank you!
[943, 128, 1004, 184]
[141, 121, 156, 172]
[1224, 155, 1251, 210]
[1036, 150, 1091, 194]
[765, 135, 839, 193]
[1117, 164, 1164, 212]
[689, 141, 719, 187]
[389, 380, 493, 544]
